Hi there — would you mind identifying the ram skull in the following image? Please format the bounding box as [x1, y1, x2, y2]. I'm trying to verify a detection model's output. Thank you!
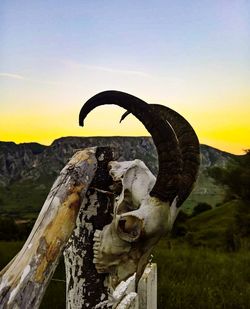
[79, 90, 200, 288]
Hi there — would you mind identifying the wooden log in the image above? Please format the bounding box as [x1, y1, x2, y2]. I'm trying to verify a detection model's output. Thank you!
[0, 147, 100, 309]
[137, 263, 157, 309]
[64, 147, 114, 308]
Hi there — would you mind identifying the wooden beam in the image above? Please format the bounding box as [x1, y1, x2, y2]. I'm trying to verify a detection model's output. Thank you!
[0, 147, 99, 308]
[138, 263, 157, 309]
[64, 146, 114, 308]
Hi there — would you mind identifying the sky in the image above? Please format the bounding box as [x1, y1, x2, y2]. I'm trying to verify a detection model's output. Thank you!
[0, 0, 249, 154]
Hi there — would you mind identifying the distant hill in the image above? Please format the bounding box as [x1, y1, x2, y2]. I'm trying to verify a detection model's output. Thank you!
[0, 137, 240, 216]
[185, 200, 240, 249]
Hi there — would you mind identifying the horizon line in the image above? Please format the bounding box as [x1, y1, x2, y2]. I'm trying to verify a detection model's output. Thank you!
[0, 136, 245, 156]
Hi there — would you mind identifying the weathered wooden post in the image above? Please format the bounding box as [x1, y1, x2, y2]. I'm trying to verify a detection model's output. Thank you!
[64, 146, 114, 308]
[0, 147, 112, 308]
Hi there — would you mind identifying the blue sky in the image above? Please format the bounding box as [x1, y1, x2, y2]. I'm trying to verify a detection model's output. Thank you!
[1, 1, 248, 76]
[1, 0, 249, 153]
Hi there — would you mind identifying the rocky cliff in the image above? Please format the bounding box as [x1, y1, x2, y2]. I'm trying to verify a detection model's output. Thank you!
[0, 137, 158, 186]
[0, 137, 238, 214]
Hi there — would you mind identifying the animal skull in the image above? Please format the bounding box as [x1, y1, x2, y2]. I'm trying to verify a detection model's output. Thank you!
[79, 90, 200, 288]
[93, 159, 180, 287]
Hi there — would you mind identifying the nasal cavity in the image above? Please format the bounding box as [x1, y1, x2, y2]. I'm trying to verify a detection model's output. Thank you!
[118, 216, 143, 238]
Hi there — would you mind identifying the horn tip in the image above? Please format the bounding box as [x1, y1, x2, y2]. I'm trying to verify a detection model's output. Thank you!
[79, 119, 84, 127]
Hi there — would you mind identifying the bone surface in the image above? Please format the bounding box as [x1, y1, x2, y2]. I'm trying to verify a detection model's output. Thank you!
[93, 159, 180, 289]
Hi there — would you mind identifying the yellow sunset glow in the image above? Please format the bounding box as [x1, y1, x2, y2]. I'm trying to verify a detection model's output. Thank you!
[1, 93, 249, 155]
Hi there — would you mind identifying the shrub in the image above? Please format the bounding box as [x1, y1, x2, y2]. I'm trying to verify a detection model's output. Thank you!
[192, 202, 212, 216]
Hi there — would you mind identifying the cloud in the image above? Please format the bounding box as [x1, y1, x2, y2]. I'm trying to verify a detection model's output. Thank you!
[83, 65, 151, 78]
[0, 72, 64, 86]
[63, 60, 151, 78]
[0, 73, 25, 80]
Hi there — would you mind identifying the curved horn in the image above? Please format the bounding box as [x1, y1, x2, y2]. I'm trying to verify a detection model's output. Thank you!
[79, 90, 182, 204]
[120, 105, 200, 207]
[151, 104, 200, 207]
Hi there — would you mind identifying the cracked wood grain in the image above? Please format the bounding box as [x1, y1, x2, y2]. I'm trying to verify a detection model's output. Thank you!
[0, 147, 98, 309]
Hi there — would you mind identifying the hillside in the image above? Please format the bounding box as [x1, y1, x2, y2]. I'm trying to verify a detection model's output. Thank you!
[184, 200, 242, 249]
[0, 137, 239, 216]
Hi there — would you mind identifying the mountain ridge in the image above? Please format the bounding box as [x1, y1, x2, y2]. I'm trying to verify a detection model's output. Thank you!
[0, 137, 240, 156]
[0, 136, 241, 214]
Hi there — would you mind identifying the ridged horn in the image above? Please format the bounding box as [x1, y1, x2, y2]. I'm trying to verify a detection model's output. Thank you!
[120, 105, 200, 207]
[79, 90, 182, 204]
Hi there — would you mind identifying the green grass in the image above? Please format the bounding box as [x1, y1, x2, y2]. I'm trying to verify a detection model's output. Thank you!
[182, 171, 226, 213]
[40, 257, 66, 309]
[153, 241, 250, 309]
[0, 176, 54, 217]
[1, 199, 249, 308]
[1, 239, 250, 308]
[0, 241, 24, 269]
[184, 200, 242, 249]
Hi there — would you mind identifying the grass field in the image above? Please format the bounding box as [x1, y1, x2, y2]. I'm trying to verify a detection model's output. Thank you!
[0, 176, 54, 217]
[0, 199, 249, 308]
[153, 241, 250, 309]
[1, 241, 250, 308]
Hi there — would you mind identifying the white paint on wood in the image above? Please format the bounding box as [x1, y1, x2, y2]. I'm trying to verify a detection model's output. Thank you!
[64, 147, 115, 309]
[64, 190, 109, 309]
[138, 263, 157, 309]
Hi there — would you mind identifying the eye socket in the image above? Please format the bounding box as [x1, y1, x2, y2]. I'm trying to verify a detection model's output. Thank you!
[116, 189, 139, 215]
